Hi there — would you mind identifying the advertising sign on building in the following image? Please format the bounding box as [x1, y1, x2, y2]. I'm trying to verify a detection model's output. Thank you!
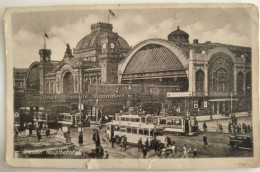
[167, 92, 192, 97]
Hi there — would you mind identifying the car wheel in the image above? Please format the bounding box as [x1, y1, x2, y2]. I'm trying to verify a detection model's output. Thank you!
[115, 135, 121, 143]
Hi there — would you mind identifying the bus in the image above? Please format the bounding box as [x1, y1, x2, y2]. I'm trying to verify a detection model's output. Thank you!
[57, 113, 83, 127]
[106, 117, 165, 146]
[157, 116, 198, 135]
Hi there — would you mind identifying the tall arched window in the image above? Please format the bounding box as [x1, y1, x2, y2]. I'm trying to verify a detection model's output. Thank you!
[63, 72, 74, 94]
[237, 72, 244, 95]
[196, 70, 204, 92]
[208, 53, 234, 94]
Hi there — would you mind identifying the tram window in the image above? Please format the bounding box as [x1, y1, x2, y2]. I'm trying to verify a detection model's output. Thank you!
[144, 129, 149, 136]
[160, 119, 166, 125]
[135, 118, 140, 122]
[141, 117, 145, 123]
[131, 118, 135, 122]
[121, 117, 125, 121]
[126, 118, 130, 122]
[132, 128, 137, 134]
[139, 129, 144, 135]
[127, 127, 131, 133]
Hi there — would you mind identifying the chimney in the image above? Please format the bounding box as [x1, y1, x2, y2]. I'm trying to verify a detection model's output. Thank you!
[193, 39, 199, 44]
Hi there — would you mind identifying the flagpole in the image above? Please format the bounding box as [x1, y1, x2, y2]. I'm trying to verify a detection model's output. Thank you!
[108, 10, 109, 23]
[44, 30, 46, 49]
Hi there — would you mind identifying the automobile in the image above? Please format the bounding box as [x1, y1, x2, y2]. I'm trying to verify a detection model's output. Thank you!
[228, 134, 253, 150]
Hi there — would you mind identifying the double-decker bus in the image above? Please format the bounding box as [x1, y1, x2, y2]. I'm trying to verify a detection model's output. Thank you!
[57, 113, 83, 127]
[157, 116, 198, 135]
[106, 115, 165, 146]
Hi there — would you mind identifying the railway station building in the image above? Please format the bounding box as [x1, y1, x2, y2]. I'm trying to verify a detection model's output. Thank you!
[15, 22, 252, 120]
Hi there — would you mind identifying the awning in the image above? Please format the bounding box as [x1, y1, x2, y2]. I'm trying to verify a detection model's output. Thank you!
[209, 98, 239, 102]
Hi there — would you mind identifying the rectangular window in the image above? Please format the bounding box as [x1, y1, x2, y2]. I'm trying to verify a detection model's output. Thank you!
[131, 118, 135, 122]
[150, 129, 154, 136]
[132, 127, 137, 134]
[119, 127, 126, 132]
[114, 125, 120, 131]
[127, 127, 131, 133]
[144, 129, 149, 136]
[121, 117, 125, 121]
[139, 129, 144, 135]
[135, 118, 140, 122]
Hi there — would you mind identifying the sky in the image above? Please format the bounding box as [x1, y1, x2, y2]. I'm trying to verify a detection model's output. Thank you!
[11, 7, 252, 68]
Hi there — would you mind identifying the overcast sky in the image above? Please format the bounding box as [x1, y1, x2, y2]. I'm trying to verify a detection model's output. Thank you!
[12, 8, 252, 68]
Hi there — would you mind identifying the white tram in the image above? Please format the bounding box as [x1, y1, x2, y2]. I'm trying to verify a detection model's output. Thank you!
[106, 115, 165, 146]
[57, 113, 83, 127]
[157, 116, 198, 135]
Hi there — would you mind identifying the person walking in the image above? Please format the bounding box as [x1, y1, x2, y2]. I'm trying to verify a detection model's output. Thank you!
[203, 134, 208, 148]
[219, 122, 223, 133]
[78, 132, 83, 147]
[216, 121, 219, 132]
[203, 121, 207, 132]
[228, 121, 232, 133]
[138, 138, 143, 152]
[145, 137, 149, 149]
[46, 128, 50, 138]
[182, 145, 188, 158]
[37, 130, 42, 142]
[111, 136, 115, 148]
[142, 145, 148, 159]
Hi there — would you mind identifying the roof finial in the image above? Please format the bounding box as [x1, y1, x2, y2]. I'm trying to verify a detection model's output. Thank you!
[177, 26, 180, 30]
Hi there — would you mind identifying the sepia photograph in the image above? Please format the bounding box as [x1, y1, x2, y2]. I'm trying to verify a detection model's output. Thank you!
[4, 3, 260, 169]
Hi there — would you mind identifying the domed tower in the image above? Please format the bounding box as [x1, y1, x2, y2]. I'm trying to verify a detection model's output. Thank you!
[168, 26, 189, 43]
[73, 22, 130, 84]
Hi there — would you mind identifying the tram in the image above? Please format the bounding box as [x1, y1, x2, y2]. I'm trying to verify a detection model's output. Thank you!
[57, 113, 83, 127]
[33, 111, 57, 125]
[106, 115, 165, 146]
[157, 116, 198, 135]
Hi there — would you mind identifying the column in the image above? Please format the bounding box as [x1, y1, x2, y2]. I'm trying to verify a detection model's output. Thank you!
[217, 102, 219, 114]
[233, 70, 237, 95]
[204, 68, 208, 96]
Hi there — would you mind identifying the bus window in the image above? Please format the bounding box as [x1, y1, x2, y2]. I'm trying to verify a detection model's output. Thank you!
[139, 129, 144, 135]
[119, 127, 126, 132]
[121, 117, 125, 121]
[132, 127, 137, 134]
[127, 127, 131, 133]
[144, 129, 149, 136]
[135, 118, 140, 122]
[114, 125, 120, 131]
[131, 118, 135, 122]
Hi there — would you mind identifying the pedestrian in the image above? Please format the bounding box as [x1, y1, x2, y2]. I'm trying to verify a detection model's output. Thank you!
[46, 128, 50, 138]
[99, 146, 104, 158]
[111, 136, 115, 148]
[187, 148, 192, 158]
[203, 134, 208, 148]
[244, 124, 248, 134]
[228, 121, 232, 133]
[142, 145, 148, 159]
[182, 145, 188, 158]
[104, 150, 109, 159]
[238, 123, 242, 133]
[78, 132, 83, 147]
[216, 121, 219, 132]
[203, 121, 207, 132]
[138, 138, 143, 152]
[219, 123, 223, 133]
[145, 137, 149, 148]
[193, 148, 199, 158]
[247, 124, 251, 133]
[37, 130, 42, 142]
